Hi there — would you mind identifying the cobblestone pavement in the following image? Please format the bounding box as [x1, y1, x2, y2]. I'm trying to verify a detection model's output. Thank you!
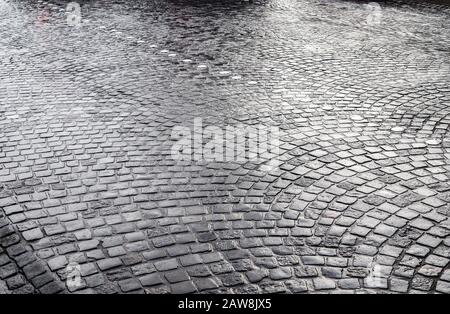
[1, 0, 450, 294]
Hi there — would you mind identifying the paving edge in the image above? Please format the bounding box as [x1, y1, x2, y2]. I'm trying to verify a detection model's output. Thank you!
[0, 206, 67, 294]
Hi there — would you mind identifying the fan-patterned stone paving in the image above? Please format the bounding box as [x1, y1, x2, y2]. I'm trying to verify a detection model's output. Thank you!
[1, 0, 450, 293]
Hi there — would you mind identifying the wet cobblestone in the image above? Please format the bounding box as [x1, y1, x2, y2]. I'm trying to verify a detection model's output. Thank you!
[1, 0, 450, 294]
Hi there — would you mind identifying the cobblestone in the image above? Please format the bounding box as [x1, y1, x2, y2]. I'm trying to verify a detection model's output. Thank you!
[1, 0, 450, 294]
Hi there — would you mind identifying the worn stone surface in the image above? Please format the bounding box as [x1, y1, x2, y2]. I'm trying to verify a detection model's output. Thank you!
[0, 0, 450, 294]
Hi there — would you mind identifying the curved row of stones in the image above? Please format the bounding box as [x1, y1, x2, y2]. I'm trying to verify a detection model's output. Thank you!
[1, 0, 450, 293]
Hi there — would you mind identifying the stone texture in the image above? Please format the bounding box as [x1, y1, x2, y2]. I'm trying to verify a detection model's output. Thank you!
[0, 0, 450, 295]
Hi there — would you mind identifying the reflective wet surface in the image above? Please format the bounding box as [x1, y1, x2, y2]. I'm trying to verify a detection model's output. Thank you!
[1, 0, 450, 294]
